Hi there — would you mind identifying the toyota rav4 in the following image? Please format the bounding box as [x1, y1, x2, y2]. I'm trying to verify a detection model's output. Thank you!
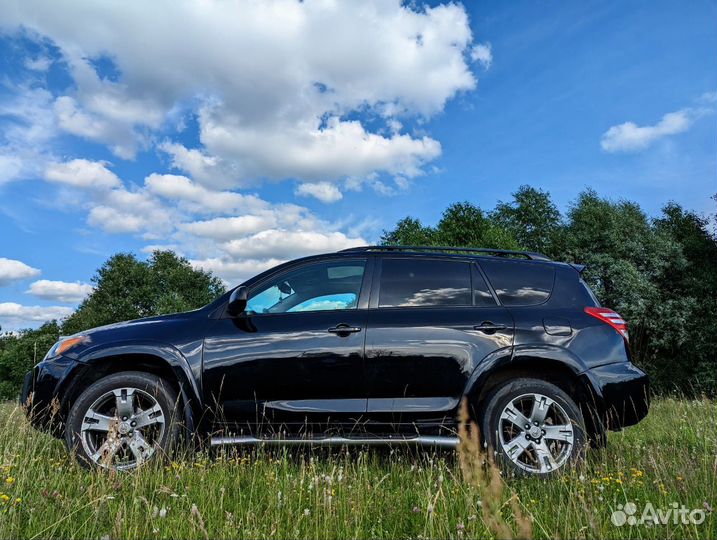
[21, 245, 649, 474]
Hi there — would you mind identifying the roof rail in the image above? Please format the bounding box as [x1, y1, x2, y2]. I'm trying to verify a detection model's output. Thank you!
[339, 245, 552, 261]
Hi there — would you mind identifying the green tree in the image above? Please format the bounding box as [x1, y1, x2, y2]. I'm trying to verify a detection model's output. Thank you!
[381, 202, 521, 250]
[492, 185, 562, 256]
[0, 322, 60, 400]
[62, 251, 225, 334]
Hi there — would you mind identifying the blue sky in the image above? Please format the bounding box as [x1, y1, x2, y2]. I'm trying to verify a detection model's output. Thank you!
[0, 0, 715, 331]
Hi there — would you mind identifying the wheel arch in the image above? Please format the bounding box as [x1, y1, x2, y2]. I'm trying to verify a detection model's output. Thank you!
[463, 348, 607, 443]
[60, 343, 203, 436]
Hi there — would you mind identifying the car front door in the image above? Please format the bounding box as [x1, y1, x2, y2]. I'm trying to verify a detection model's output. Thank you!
[203, 257, 372, 435]
[364, 257, 514, 431]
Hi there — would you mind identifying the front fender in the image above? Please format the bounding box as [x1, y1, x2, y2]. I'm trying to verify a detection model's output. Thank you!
[76, 340, 203, 408]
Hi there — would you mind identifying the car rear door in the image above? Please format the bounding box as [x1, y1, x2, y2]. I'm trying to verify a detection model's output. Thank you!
[363, 256, 514, 430]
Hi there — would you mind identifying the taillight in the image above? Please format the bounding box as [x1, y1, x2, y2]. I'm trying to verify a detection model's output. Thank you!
[584, 306, 629, 340]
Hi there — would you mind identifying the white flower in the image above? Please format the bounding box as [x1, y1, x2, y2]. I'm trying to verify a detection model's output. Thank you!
[303, 508, 310, 516]
[159, 507, 167, 518]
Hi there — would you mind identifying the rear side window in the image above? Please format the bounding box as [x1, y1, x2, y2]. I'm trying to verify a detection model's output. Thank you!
[379, 258, 471, 307]
[479, 259, 555, 306]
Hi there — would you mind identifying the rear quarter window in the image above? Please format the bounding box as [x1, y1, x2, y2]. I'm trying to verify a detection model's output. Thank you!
[478, 259, 555, 306]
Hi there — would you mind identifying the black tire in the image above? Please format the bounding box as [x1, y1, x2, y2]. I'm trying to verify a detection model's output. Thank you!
[65, 371, 181, 470]
[480, 378, 586, 476]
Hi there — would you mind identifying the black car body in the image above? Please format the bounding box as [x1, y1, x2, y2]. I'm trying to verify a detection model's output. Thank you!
[21, 246, 649, 473]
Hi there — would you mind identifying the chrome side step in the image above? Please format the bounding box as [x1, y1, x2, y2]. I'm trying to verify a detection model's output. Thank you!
[209, 435, 459, 449]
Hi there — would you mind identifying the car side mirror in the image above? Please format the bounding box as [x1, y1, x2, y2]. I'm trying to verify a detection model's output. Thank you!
[227, 286, 248, 316]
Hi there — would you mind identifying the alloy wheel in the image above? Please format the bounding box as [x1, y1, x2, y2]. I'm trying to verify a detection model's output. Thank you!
[79, 387, 165, 470]
[497, 392, 575, 474]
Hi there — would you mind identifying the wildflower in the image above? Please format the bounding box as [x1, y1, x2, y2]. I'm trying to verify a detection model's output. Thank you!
[0, 494, 9, 502]
[578, 474, 585, 482]
[457, 522, 465, 531]
[303, 508, 310, 516]
[159, 507, 167, 518]
[5, 477, 15, 485]
[14, 498, 21, 503]
[412, 506, 420, 513]
[427, 504, 434, 514]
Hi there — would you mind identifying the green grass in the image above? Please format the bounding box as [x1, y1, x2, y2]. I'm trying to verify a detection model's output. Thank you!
[0, 398, 715, 539]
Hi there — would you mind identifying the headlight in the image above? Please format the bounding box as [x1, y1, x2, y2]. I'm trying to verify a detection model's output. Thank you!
[45, 335, 90, 359]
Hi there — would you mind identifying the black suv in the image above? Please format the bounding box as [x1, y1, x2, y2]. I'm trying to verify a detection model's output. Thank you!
[21, 246, 649, 474]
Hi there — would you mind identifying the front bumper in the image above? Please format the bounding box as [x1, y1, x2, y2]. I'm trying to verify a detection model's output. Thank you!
[583, 361, 650, 430]
[20, 356, 87, 435]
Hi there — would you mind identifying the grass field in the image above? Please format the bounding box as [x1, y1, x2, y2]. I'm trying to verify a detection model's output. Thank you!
[0, 398, 715, 539]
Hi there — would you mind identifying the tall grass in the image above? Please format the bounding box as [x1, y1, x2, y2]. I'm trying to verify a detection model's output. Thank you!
[0, 398, 715, 539]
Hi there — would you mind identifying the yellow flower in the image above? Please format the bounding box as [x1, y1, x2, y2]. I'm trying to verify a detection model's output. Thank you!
[0, 494, 10, 502]
[5, 477, 15, 485]
[14, 498, 21, 504]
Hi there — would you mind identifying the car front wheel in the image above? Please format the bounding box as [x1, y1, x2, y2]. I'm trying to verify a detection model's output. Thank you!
[481, 378, 586, 476]
[65, 371, 180, 471]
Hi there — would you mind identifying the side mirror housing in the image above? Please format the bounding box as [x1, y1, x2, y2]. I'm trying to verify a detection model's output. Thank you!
[227, 286, 248, 316]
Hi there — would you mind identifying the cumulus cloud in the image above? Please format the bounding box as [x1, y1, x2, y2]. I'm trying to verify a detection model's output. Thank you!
[601, 110, 692, 152]
[45, 159, 121, 190]
[26, 279, 93, 303]
[296, 182, 343, 203]
[222, 230, 364, 260]
[0, 302, 73, 331]
[0, 258, 41, 286]
[0, 0, 478, 187]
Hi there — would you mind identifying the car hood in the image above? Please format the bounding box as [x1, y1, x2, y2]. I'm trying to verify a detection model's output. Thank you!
[77, 311, 197, 337]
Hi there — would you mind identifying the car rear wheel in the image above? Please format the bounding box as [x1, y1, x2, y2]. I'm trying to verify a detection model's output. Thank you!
[481, 378, 586, 476]
[65, 372, 180, 471]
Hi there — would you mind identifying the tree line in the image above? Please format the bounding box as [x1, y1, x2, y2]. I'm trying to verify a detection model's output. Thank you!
[1, 187, 715, 399]
[382, 187, 717, 397]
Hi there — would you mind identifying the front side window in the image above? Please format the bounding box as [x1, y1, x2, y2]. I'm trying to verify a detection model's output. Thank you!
[378, 258, 472, 307]
[246, 260, 365, 314]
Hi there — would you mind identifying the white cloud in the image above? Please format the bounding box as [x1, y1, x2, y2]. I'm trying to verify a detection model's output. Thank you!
[296, 182, 343, 203]
[601, 110, 692, 152]
[222, 230, 364, 260]
[189, 257, 284, 286]
[45, 159, 121, 189]
[0, 87, 57, 184]
[144, 173, 265, 214]
[0, 0, 478, 186]
[0, 302, 73, 331]
[26, 279, 93, 303]
[0, 258, 41, 286]
[181, 216, 278, 241]
[470, 43, 492, 69]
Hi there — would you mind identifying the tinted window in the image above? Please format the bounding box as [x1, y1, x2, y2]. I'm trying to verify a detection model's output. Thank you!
[378, 259, 471, 307]
[472, 264, 497, 306]
[247, 260, 365, 314]
[479, 259, 554, 306]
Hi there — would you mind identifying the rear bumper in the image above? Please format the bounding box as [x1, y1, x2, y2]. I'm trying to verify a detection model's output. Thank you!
[583, 361, 649, 430]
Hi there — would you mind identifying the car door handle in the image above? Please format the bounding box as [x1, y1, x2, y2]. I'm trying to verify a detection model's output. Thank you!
[328, 324, 362, 335]
[474, 322, 507, 333]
